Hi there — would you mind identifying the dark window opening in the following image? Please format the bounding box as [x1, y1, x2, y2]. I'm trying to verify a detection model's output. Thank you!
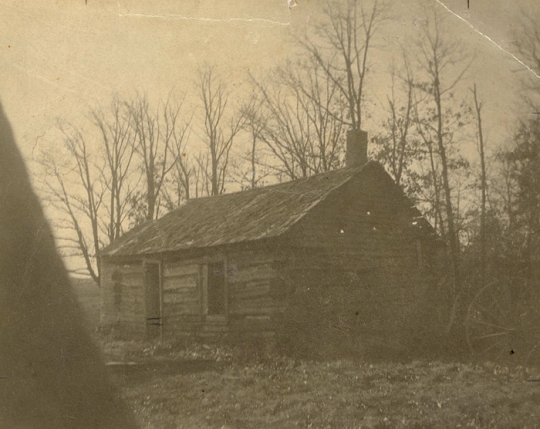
[207, 262, 226, 315]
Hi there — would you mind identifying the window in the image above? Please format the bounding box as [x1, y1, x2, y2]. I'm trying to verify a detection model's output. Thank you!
[207, 261, 226, 316]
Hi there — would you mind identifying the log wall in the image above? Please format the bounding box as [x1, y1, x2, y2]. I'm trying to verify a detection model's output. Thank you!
[227, 252, 281, 336]
[161, 261, 202, 333]
[286, 172, 422, 264]
[156, 250, 283, 338]
[282, 171, 433, 342]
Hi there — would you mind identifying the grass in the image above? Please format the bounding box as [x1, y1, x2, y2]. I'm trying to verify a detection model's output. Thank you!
[97, 338, 540, 429]
[74, 283, 540, 428]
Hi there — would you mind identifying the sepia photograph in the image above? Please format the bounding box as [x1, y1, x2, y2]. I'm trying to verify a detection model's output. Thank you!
[1, 0, 540, 427]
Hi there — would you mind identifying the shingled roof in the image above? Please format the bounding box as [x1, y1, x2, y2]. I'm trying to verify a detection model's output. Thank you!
[101, 161, 431, 258]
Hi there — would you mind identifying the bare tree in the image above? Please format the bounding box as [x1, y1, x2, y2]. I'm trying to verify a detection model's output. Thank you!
[165, 147, 194, 206]
[372, 56, 421, 190]
[470, 84, 488, 285]
[250, 77, 313, 180]
[502, 118, 540, 280]
[40, 94, 191, 283]
[196, 65, 245, 196]
[249, 62, 346, 181]
[299, 0, 389, 131]
[280, 61, 347, 174]
[235, 93, 272, 190]
[127, 92, 189, 222]
[161, 108, 194, 210]
[91, 98, 137, 242]
[414, 7, 472, 302]
[41, 98, 137, 283]
[192, 153, 210, 198]
[414, 101, 447, 239]
[492, 149, 516, 234]
[42, 133, 103, 283]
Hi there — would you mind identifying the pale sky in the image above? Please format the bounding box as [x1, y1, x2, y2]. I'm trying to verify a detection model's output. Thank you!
[1, 0, 538, 272]
[1, 0, 537, 159]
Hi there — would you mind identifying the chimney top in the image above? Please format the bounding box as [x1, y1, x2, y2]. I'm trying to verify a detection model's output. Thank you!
[346, 129, 368, 168]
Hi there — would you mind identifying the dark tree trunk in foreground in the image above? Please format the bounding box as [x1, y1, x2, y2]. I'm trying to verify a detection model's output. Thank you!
[0, 103, 138, 429]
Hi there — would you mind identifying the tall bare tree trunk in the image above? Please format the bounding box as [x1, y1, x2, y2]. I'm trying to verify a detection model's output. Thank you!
[196, 65, 244, 196]
[434, 80, 461, 292]
[414, 8, 473, 334]
[471, 84, 487, 285]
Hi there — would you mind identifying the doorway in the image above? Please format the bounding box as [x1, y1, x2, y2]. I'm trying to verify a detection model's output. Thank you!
[144, 263, 161, 338]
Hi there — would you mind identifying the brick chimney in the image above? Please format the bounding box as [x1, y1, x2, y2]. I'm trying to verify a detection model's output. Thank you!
[346, 129, 368, 168]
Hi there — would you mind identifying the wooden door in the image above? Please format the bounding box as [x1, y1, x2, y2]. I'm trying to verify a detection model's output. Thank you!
[144, 263, 161, 338]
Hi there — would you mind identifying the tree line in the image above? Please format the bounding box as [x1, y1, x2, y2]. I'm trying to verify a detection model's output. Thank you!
[40, 0, 540, 326]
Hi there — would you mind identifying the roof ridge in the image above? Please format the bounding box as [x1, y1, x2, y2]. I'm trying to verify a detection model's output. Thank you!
[183, 164, 366, 202]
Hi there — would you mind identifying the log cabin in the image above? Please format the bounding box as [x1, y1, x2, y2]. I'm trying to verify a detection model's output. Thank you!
[100, 130, 441, 350]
